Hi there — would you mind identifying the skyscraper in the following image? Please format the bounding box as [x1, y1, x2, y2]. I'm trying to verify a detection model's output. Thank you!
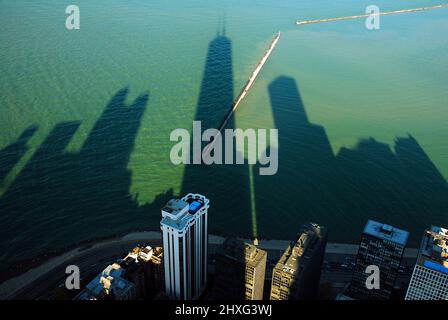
[270, 223, 327, 300]
[160, 193, 209, 300]
[347, 220, 409, 300]
[213, 238, 267, 300]
[405, 226, 448, 300]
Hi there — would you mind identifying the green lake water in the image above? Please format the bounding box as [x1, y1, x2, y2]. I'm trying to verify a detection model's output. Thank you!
[0, 0, 447, 269]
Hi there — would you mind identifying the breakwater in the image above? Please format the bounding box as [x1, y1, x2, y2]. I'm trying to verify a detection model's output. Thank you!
[203, 32, 281, 156]
[296, 3, 448, 26]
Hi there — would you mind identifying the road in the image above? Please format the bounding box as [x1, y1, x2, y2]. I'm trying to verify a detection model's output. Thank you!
[0, 231, 418, 300]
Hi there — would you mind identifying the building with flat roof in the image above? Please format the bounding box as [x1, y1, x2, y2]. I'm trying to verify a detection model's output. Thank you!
[363, 220, 409, 246]
[405, 226, 448, 300]
[76, 263, 136, 300]
[213, 238, 267, 300]
[270, 223, 327, 300]
[346, 220, 409, 300]
[161, 193, 209, 300]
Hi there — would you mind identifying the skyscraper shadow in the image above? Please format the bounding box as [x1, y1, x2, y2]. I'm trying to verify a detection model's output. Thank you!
[254, 75, 448, 243]
[0, 88, 153, 269]
[336, 135, 448, 239]
[253, 76, 339, 239]
[0, 126, 38, 185]
[180, 27, 252, 237]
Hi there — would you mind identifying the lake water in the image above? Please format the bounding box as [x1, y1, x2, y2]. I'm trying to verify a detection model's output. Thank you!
[0, 0, 447, 269]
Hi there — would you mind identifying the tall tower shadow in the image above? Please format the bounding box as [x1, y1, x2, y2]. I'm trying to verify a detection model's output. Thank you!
[180, 26, 253, 237]
[254, 75, 448, 243]
[254, 76, 339, 239]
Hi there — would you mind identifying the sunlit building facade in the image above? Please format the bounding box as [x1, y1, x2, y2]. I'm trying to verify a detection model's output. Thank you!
[213, 238, 267, 300]
[161, 193, 209, 300]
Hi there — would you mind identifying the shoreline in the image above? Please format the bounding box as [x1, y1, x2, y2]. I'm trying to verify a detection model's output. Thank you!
[0, 229, 149, 284]
[0, 226, 356, 284]
[0, 230, 418, 300]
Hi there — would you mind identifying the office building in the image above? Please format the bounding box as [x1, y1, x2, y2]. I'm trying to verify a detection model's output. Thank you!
[347, 220, 409, 300]
[405, 226, 448, 300]
[270, 223, 327, 300]
[161, 193, 210, 300]
[213, 238, 267, 300]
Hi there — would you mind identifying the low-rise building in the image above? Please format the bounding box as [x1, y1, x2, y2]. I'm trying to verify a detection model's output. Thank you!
[75, 245, 163, 300]
[77, 263, 136, 300]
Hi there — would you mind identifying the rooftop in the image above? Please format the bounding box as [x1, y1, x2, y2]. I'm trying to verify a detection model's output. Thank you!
[275, 223, 326, 275]
[188, 200, 203, 214]
[363, 220, 409, 246]
[161, 194, 209, 231]
[420, 225, 448, 269]
[217, 238, 266, 267]
[161, 199, 189, 219]
[85, 263, 135, 298]
[123, 245, 163, 264]
[161, 210, 194, 230]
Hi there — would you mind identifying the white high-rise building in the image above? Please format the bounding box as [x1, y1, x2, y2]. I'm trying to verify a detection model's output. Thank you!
[160, 193, 209, 300]
[405, 226, 448, 300]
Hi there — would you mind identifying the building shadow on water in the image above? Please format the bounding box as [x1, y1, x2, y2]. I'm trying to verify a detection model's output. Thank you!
[0, 26, 253, 276]
[253, 76, 340, 239]
[254, 76, 448, 244]
[0, 126, 38, 185]
[0, 88, 173, 273]
[0, 34, 447, 278]
[180, 26, 253, 237]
